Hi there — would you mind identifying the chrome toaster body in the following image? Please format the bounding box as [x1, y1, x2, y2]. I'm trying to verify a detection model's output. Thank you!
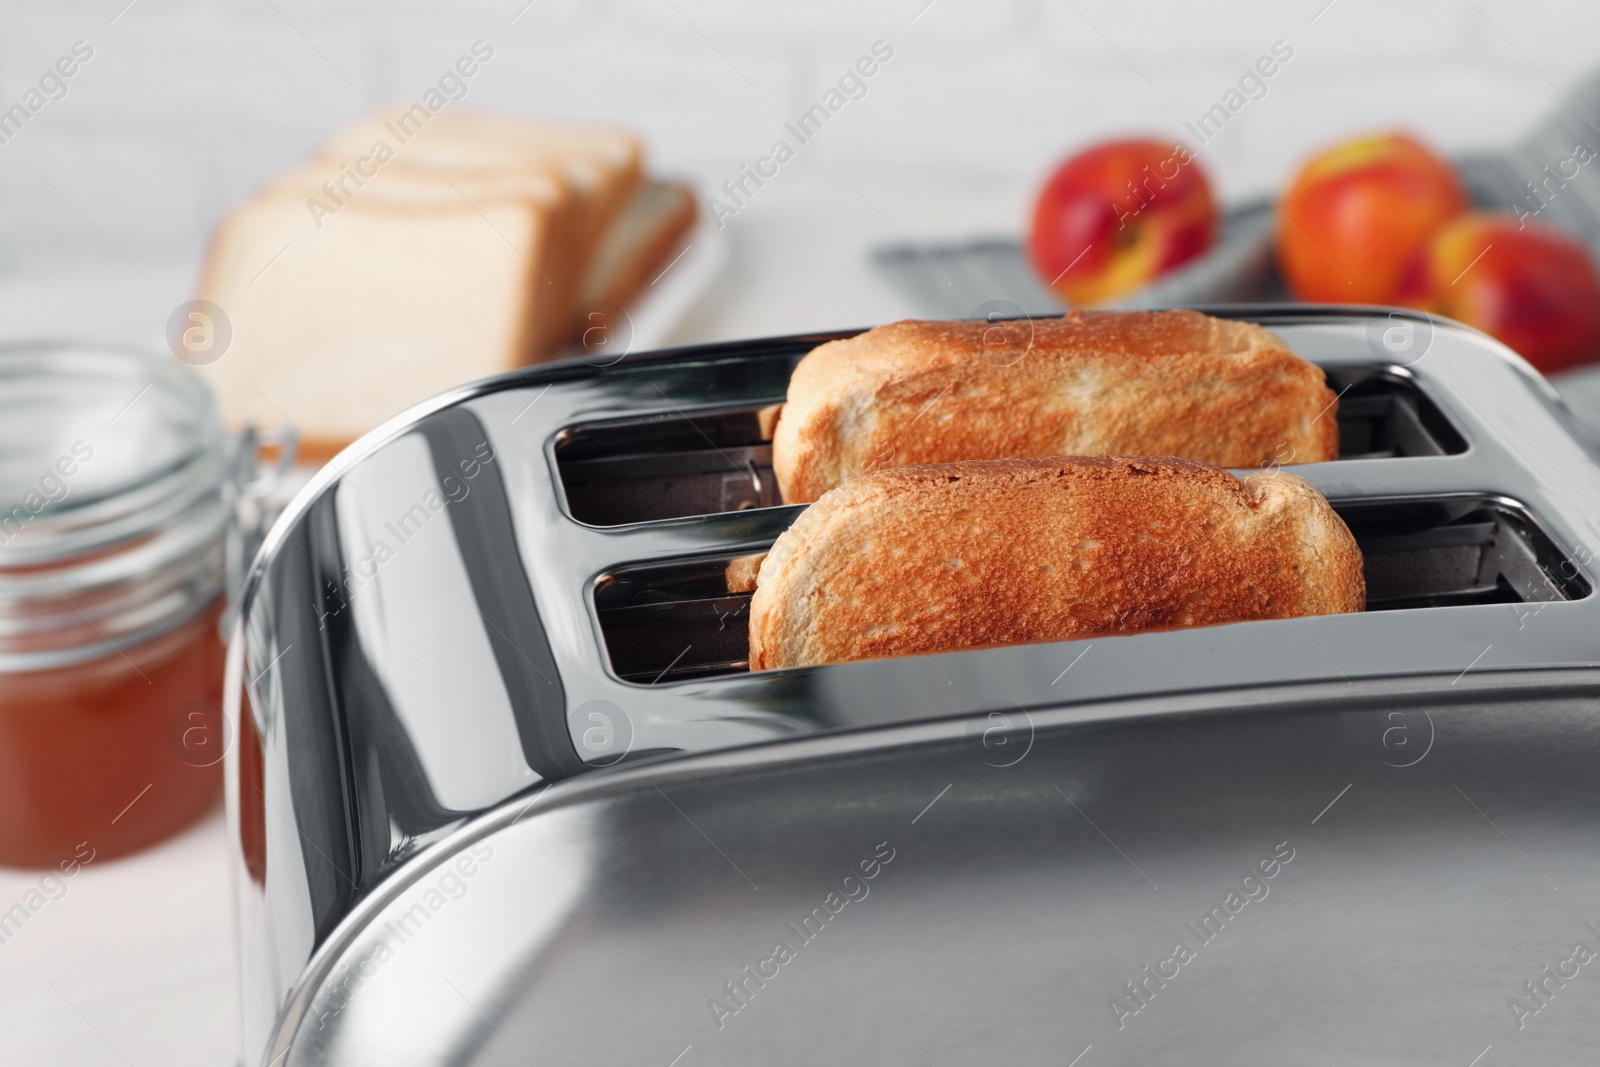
[228, 307, 1600, 1066]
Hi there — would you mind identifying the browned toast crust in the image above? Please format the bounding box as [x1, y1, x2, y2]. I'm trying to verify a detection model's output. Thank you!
[747, 455, 1365, 670]
[772, 310, 1340, 503]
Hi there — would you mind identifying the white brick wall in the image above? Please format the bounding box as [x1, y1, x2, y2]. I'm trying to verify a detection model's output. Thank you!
[0, 0, 1592, 275]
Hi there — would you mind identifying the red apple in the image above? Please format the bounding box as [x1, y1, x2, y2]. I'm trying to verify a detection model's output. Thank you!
[1029, 139, 1216, 307]
[1277, 132, 1466, 304]
[1398, 212, 1600, 374]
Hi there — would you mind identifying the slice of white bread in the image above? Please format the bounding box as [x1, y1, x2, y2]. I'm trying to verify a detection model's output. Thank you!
[319, 108, 641, 273]
[195, 186, 548, 457]
[571, 179, 696, 337]
[279, 165, 697, 354]
[196, 108, 674, 456]
[276, 158, 581, 355]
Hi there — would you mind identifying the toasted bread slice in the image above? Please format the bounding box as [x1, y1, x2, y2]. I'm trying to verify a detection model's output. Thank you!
[772, 310, 1340, 503]
[747, 456, 1365, 670]
[195, 186, 548, 456]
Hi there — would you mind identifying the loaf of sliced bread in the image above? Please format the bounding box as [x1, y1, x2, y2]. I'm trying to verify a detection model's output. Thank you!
[196, 108, 687, 455]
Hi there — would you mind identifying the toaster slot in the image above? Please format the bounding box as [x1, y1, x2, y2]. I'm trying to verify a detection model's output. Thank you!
[1322, 366, 1466, 460]
[1340, 498, 1588, 609]
[558, 408, 779, 526]
[593, 497, 1585, 683]
[556, 367, 1465, 527]
[594, 557, 753, 682]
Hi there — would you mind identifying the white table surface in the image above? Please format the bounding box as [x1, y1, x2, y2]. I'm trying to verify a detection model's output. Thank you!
[0, 810, 238, 1066]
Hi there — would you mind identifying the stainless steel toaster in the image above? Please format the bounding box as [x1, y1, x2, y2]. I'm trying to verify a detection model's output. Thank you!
[226, 306, 1600, 1067]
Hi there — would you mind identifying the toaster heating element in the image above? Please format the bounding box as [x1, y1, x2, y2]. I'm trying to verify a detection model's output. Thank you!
[227, 307, 1600, 1067]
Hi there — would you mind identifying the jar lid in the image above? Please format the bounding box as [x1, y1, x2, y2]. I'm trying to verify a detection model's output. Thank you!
[0, 342, 228, 671]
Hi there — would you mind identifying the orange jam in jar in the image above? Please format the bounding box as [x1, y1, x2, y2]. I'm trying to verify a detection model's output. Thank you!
[0, 343, 229, 867]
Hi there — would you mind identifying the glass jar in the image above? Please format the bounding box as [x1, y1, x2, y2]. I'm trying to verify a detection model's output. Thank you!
[0, 343, 229, 867]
